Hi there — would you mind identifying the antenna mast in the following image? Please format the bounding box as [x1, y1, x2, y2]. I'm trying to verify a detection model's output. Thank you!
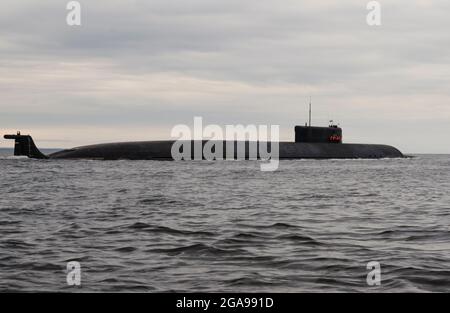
[309, 96, 312, 127]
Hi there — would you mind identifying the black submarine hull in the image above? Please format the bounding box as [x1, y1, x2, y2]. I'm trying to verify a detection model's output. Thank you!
[4, 124, 404, 160]
[48, 141, 404, 160]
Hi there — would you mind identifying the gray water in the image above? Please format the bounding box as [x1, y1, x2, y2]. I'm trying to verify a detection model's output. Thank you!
[0, 150, 449, 292]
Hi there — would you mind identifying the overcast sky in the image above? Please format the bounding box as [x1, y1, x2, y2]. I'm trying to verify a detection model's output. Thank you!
[1, 0, 449, 153]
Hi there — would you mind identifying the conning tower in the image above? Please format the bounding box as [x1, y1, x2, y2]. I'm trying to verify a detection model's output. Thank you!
[295, 123, 342, 143]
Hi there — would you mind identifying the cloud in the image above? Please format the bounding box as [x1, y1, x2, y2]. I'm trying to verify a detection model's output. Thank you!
[0, 0, 449, 152]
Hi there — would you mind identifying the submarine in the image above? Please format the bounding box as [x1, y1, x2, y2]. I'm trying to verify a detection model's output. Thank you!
[3, 123, 404, 160]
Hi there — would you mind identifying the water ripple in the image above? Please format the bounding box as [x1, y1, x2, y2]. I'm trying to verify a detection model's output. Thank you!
[0, 153, 449, 292]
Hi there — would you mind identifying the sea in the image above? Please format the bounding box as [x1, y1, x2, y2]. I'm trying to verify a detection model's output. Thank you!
[0, 148, 449, 292]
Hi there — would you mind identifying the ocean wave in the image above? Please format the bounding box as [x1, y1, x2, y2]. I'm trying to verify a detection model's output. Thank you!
[0, 155, 448, 292]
